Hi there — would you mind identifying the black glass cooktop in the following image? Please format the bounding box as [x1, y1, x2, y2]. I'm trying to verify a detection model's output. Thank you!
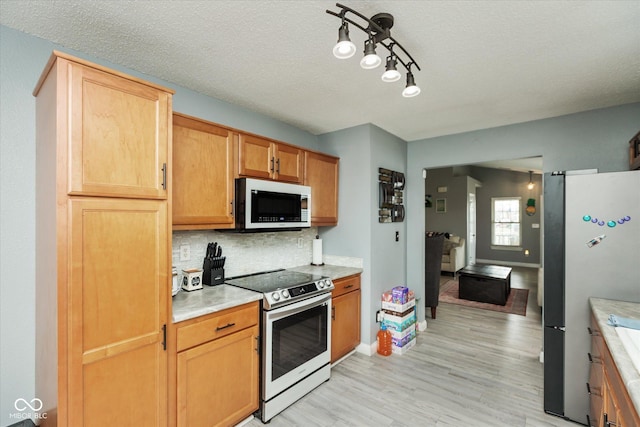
[225, 269, 324, 294]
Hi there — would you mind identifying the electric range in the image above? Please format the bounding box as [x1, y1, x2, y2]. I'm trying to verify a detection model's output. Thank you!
[225, 269, 334, 309]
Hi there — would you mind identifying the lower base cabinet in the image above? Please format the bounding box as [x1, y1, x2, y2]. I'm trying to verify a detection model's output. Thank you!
[172, 302, 259, 427]
[589, 313, 640, 427]
[331, 274, 361, 363]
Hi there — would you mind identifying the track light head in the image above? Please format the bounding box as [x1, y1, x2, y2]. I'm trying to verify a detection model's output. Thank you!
[381, 55, 401, 82]
[360, 38, 382, 69]
[333, 23, 357, 59]
[402, 71, 421, 97]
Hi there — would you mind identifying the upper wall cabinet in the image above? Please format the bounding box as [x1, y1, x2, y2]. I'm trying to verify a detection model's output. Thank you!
[238, 134, 303, 183]
[304, 151, 339, 226]
[172, 113, 236, 230]
[62, 58, 171, 199]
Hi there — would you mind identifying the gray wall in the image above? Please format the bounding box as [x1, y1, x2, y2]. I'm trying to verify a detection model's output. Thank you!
[470, 166, 542, 265]
[425, 167, 469, 238]
[318, 124, 408, 347]
[0, 25, 321, 425]
[407, 103, 640, 326]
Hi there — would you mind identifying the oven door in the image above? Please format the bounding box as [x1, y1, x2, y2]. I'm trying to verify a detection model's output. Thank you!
[262, 292, 331, 401]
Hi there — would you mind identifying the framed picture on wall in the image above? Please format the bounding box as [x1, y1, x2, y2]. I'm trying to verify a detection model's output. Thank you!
[436, 198, 446, 213]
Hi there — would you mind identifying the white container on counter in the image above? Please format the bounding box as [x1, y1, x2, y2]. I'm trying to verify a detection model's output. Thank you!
[181, 268, 203, 292]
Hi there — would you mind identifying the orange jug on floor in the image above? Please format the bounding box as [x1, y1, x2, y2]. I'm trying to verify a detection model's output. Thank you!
[377, 323, 392, 356]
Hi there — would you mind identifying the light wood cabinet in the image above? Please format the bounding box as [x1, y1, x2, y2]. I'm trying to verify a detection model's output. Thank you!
[173, 302, 260, 427]
[588, 314, 640, 427]
[238, 133, 303, 183]
[34, 51, 172, 426]
[331, 274, 361, 363]
[64, 56, 170, 199]
[172, 113, 236, 229]
[304, 151, 339, 226]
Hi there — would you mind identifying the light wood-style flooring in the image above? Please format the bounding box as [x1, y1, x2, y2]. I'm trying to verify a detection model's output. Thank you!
[246, 267, 577, 426]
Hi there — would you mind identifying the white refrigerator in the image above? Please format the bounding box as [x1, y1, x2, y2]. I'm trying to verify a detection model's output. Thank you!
[543, 170, 640, 423]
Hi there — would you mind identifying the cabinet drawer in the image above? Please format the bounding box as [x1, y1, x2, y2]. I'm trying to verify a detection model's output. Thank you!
[332, 274, 361, 298]
[590, 315, 604, 358]
[177, 302, 258, 352]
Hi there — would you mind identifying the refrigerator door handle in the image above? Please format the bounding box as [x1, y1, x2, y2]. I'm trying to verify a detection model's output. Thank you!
[548, 326, 566, 332]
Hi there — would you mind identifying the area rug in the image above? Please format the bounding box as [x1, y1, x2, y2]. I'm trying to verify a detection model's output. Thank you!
[439, 280, 529, 316]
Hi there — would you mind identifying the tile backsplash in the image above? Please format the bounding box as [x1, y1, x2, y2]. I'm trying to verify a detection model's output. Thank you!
[172, 227, 319, 278]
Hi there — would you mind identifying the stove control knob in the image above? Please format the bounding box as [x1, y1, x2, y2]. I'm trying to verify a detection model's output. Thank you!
[281, 289, 290, 299]
[271, 292, 281, 301]
[317, 280, 325, 289]
[324, 279, 332, 287]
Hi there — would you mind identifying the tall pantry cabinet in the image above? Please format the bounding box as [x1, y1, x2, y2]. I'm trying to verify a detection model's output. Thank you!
[34, 51, 173, 426]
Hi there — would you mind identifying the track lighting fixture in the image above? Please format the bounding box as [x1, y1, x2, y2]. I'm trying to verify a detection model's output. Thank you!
[327, 3, 421, 97]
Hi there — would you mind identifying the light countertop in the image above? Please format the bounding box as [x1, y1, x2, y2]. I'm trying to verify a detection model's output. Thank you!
[590, 297, 640, 414]
[172, 264, 362, 323]
[172, 284, 262, 323]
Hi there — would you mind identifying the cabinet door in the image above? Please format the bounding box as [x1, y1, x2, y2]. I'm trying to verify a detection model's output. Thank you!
[331, 289, 361, 363]
[274, 143, 303, 183]
[68, 198, 168, 426]
[304, 151, 339, 226]
[67, 60, 171, 199]
[172, 114, 235, 229]
[177, 326, 259, 427]
[238, 134, 273, 179]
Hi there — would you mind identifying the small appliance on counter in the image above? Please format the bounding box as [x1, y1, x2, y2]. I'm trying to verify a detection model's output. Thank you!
[172, 266, 180, 296]
[202, 242, 225, 286]
[181, 268, 203, 292]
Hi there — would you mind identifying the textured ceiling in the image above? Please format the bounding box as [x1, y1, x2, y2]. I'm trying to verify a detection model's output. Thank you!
[1, 0, 639, 143]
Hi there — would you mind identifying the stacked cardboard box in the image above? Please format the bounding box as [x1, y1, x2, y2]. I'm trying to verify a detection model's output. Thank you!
[381, 286, 416, 355]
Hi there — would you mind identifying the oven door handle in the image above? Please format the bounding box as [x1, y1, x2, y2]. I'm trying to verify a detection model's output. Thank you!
[265, 292, 332, 321]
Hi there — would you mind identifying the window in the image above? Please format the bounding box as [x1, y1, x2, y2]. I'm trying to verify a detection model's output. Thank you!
[491, 197, 521, 247]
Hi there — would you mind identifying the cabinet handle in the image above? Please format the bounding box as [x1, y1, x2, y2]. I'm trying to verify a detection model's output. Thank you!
[276, 158, 280, 173]
[588, 352, 601, 364]
[343, 284, 354, 289]
[586, 414, 593, 427]
[216, 322, 236, 331]
[255, 335, 260, 354]
[587, 327, 601, 336]
[270, 157, 275, 172]
[161, 163, 167, 190]
[332, 306, 336, 320]
[604, 413, 617, 426]
[230, 200, 234, 215]
[586, 382, 601, 397]
[161, 324, 167, 351]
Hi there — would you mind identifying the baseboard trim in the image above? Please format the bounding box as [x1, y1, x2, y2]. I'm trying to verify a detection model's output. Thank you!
[356, 341, 376, 356]
[475, 259, 541, 269]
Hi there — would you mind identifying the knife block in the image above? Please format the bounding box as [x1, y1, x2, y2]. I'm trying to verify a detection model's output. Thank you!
[203, 256, 225, 286]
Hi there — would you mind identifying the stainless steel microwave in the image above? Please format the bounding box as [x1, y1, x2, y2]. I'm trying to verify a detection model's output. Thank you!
[234, 178, 311, 231]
